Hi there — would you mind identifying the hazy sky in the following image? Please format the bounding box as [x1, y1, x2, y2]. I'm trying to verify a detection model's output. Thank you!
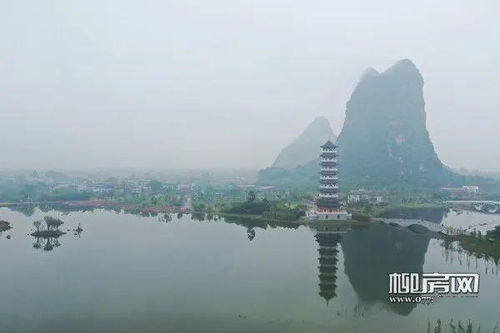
[1, 0, 499, 171]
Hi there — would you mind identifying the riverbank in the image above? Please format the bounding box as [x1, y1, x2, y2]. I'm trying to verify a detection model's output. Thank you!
[350, 203, 445, 218]
[219, 212, 304, 225]
[219, 212, 369, 227]
[0, 200, 190, 215]
[376, 203, 444, 214]
[448, 233, 500, 263]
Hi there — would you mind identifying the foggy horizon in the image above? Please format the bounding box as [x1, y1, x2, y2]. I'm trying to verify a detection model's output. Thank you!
[1, 0, 499, 172]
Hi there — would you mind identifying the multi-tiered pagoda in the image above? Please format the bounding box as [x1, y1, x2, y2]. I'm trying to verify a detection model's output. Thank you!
[314, 140, 351, 220]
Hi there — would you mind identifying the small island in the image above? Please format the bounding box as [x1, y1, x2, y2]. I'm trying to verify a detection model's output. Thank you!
[30, 216, 68, 251]
[0, 220, 11, 233]
[31, 216, 66, 238]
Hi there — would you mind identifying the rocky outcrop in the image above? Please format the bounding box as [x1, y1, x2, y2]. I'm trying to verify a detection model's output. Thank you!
[336, 59, 445, 187]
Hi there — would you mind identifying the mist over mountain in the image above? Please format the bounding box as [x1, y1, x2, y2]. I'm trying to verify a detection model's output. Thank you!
[258, 117, 334, 187]
[272, 116, 335, 169]
[336, 59, 444, 187]
[258, 59, 499, 190]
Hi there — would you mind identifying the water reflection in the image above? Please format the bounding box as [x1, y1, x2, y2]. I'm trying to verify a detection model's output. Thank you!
[2, 206, 500, 332]
[222, 215, 299, 241]
[222, 215, 433, 314]
[30, 216, 67, 252]
[29, 216, 84, 252]
[310, 225, 349, 305]
[158, 213, 173, 223]
[216, 212, 499, 316]
[342, 223, 431, 316]
[440, 237, 499, 275]
[247, 227, 255, 240]
[6, 204, 37, 217]
[0, 220, 12, 238]
[6, 206, 500, 318]
[32, 234, 63, 251]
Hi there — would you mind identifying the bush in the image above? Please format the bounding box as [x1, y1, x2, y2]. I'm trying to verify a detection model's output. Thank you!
[225, 200, 272, 215]
[351, 213, 370, 222]
[486, 225, 500, 241]
[41, 189, 92, 201]
[262, 210, 304, 221]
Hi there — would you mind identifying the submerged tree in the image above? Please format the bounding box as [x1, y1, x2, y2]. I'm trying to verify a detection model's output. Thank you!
[158, 213, 172, 223]
[44, 216, 64, 230]
[33, 220, 41, 232]
[0, 220, 12, 233]
[31, 216, 67, 252]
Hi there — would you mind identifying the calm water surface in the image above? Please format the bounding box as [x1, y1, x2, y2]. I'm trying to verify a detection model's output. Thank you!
[0, 207, 499, 333]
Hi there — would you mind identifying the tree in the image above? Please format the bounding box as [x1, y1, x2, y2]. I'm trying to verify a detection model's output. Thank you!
[149, 180, 163, 193]
[44, 216, 64, 230]
[33, 220, 41, 232]
[247, 191, 256, 202]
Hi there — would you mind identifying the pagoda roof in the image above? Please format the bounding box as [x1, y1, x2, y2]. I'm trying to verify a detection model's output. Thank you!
[321, 140, 337, 149]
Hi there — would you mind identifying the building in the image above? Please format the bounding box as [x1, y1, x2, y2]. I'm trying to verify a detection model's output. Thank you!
[348, 189, 384, 204]
[311, 140, 351, 221]
[440, 185, 480, 196]
[461, 185, 480, 193]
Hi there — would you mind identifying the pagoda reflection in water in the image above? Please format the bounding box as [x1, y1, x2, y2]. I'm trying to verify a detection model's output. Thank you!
[221, 212, 435, 315]
[312, 224, 349, 305]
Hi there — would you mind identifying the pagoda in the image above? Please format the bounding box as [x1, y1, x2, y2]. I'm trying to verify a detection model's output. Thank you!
[313, 140, 351, 221]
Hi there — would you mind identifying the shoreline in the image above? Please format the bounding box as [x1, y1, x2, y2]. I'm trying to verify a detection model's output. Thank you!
[218, 212, 369, 227]
[0, 200, 190, 215]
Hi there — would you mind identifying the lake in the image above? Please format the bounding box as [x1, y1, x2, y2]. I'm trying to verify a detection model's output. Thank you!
[0, 207, 499, 333]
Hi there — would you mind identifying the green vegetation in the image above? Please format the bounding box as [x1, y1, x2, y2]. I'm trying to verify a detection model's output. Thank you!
[117, 192, 184, 208]
[224, 199, 271, 215]
[442, 226, 500, 265]
[41, 188, 92, 201]
[262, 206, 305, 221]
[220, 191, 306, 222]
[374, 203, 444, 216]
[348, 201, 444, 219]
[258, 60, 500, 194]
[258, 160, 318, 189]
[486, 225, 500, 241]
[350, 213, 370, 222]
[459, 226, 500, 263]
[31, 216, 66, 238]
[0, 220, 11, 232]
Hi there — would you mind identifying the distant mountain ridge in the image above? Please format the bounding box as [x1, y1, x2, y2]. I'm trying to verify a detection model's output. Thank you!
[271, 116, 336, 169]
[258, 59, 500, 191]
